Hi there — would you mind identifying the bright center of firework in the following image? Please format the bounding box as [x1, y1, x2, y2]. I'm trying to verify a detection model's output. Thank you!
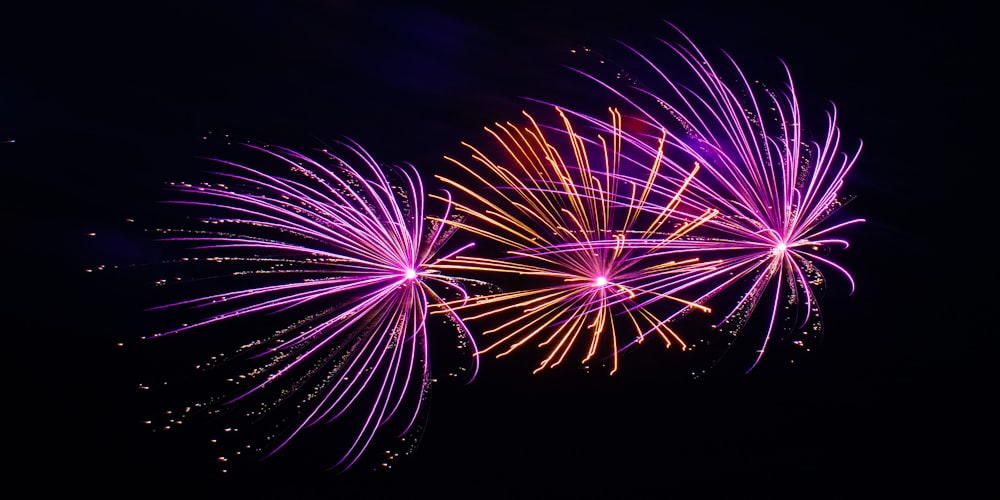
[594, 276, 608, 287]
[773, 242, 787, 255]
[404, 268, 417, 280]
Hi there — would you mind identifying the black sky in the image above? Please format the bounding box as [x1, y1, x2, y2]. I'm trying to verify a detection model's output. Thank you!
[4, 1, 989, 498]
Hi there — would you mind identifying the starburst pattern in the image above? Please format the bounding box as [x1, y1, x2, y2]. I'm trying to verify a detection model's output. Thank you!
[143, 140, 481, 471]
[432, 106, 719, 375]
[556, 22, 865, 372]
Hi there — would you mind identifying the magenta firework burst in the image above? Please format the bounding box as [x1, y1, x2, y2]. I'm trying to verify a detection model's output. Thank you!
[143, 140, 481, 471]
[556, 23, 865, 372]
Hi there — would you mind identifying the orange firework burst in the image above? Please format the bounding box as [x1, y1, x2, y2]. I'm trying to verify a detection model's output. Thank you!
[431, 106, 719, 375]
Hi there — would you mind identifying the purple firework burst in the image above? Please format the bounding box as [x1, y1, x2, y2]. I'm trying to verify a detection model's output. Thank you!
[553, 22, 865, 373]
[143, 140, 481, 472]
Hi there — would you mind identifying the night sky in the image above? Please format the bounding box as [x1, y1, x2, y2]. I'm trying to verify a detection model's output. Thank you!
[4, 1, 988, 498]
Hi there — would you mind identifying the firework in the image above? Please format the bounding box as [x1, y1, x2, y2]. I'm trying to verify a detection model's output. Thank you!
[554, 23, 865, 372]
[432, 106, 719, 375]
[144, 140, 482, 471]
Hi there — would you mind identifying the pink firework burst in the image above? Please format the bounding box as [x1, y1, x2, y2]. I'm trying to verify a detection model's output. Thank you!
[143, 140, 481, 472]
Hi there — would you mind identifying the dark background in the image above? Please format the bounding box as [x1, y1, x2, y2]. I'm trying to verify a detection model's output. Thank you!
[4, 1, 988, 498]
